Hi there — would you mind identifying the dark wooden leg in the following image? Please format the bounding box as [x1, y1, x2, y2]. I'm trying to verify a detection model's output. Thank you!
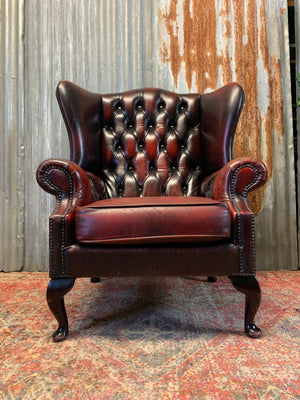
[229, 276, 262, 339]
[46, 278, 75, 342]
[207, 276, 217, 282]
[90, 277, 101, 283]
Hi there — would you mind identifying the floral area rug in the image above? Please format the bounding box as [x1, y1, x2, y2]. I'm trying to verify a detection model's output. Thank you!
[0, 271, 299, 399]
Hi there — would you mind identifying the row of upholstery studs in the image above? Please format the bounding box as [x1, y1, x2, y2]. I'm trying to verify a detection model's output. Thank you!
[114, 103, 187, 112]
[114, 184, 190, 194]
[114, 142, 188, 151]
[105, 123, 184, 131]
[107, 101, 189, 131]
[107, 165, 199, 173]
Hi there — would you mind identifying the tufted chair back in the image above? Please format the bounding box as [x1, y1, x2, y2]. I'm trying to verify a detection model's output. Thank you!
[56, 83, 244, 199]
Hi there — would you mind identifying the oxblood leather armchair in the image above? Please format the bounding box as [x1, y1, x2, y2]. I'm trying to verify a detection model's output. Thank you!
[36, 81, 267, 342]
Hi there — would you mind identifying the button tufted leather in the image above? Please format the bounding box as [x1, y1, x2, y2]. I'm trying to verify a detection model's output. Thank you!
[101, 88, 202, 198]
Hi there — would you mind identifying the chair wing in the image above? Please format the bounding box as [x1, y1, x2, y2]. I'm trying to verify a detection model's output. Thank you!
[56, 81, 102, 174]
[200, 83, 245, 176]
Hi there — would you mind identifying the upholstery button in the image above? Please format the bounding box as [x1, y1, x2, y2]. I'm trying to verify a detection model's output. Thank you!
[160, 144, 165, 149]
[129, 124, 133, 128]
[118, 145, 122, 150]
[149, 125, 153, 129]
[172, 166, 176, 170]
[128, 166, 133, 170]
[139, 144, 143, 149]
[181, 106, 185, 110]
[170, 125, 174, 129]
[181, 145, 185, 149]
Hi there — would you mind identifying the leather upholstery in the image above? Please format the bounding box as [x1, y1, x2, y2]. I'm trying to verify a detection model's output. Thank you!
[36, 82, 267, 279]
[76, 196, 231, 244]
[56, 82, 244, 199]
[100, 89, 202, 198]
[64, 243, 240, 278]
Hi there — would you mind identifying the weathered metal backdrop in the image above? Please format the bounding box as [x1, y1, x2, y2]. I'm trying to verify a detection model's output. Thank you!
[296, 0, 300, 268]
[0, 0, 25, 272]
[0, 0, 298, 272]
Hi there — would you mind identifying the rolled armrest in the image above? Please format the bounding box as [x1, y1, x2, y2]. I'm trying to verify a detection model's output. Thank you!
[36, 159, 103, 212]
[201, 157, 267, 202]
[201, 157, 267, 274]
[36, 159, 105, 277]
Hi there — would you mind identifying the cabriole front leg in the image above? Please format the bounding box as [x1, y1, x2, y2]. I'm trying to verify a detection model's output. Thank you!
[229, 276, 262, 339]
[47, 278, 75, 342]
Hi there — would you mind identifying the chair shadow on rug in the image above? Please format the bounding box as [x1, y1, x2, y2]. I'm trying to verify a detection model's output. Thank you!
[66, 277, 253, 341]
[36, 82, 267, 342]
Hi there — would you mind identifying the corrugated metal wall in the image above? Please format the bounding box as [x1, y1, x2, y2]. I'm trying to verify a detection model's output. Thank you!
[0, 0, 298, 272]
[0, 0, 25, 272]
[159, 0, 298, 271]
[295, 0, 300, 268]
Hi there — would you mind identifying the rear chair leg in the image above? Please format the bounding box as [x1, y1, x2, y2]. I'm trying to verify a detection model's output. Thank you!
[207, 276, 217, 282]
[47, 278, 75, 342]
[229, 276, 262, 339]
[90, 277, 101, 283]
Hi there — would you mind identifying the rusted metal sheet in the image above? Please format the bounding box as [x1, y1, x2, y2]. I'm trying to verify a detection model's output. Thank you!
[0, 0, 297, 271]
[159, 0, 297, 270]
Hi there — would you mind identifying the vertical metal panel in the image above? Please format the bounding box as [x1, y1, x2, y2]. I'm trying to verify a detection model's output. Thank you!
[159, 0, 297, 270]
[295, 0, 300, 268]
[23, 0, 163, 271]
[0, 0, 25, 272]
[0, 0, 297, 271]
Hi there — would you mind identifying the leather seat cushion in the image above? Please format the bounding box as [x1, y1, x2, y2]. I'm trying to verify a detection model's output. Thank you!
[75, 196, 231, 244]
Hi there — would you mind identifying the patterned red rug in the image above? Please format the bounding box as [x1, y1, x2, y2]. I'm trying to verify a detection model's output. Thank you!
[0, 271, 299, 399]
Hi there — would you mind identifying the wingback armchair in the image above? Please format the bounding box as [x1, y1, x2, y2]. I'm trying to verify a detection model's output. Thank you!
[36, 81, 267, 342]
